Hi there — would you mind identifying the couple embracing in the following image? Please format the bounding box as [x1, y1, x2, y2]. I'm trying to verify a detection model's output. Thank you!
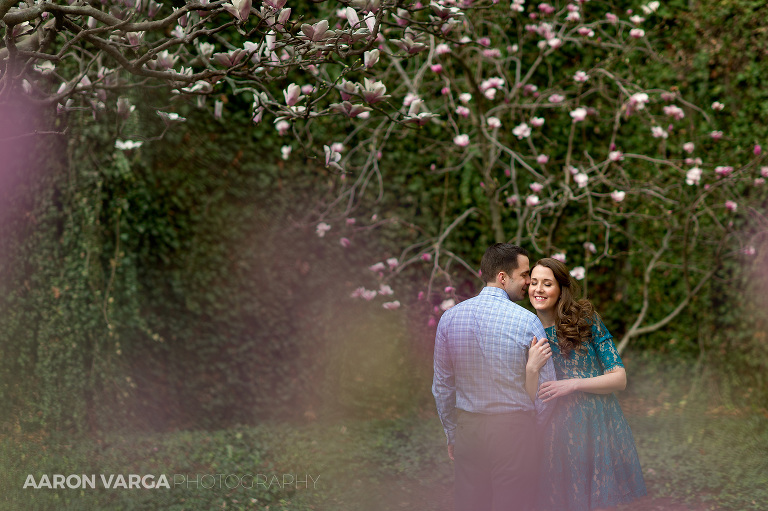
[432, 243, 647, 511]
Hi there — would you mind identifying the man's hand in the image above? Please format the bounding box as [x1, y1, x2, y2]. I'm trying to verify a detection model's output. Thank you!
[447, 444, 455, 461]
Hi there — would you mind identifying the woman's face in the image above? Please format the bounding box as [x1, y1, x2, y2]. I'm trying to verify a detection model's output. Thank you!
[528, 265, 561, 314]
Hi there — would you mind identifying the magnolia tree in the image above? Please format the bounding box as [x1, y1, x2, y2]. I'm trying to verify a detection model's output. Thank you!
[3, 0, 766, 351]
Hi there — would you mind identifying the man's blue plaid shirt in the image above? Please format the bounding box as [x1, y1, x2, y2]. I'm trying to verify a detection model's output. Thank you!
[432, 286, 557, 445]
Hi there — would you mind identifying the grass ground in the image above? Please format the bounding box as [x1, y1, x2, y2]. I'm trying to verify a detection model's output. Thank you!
[2, 356, 767, 511]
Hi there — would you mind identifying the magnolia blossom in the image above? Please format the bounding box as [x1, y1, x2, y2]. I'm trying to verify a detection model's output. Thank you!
[369, 262, 386, 272]
[570, 266, 585, 280]
[531, 117, 545, 127]
[487, 117, 502, 129]
[742, 246, 756, 256]
[608, 151, 624, 162]
[574, 173, 589, 188]
[711, 131, 723, 140]
[340, 237, 351, 248]
[115, 139, 142, 150]
[382, 301, 401, 310]
[224, 0, 252, 22]
[379, 284, 394, 295]
[525, 195, 540, 207]
[316, 222, 331, 237]
[683, 142, 695, 153]
[510, 0, 525, 12]
[459, 93, 472, 103]
[570, 108, 587, 122]
[364, 49, 380, 68]
[454, 134, 470, 147]
[440, 299, 456, 311]
[512, 123, 531, 139]
[629, 92, 650, 110]
[651, 126, 668, 139]
[506, 194, 519, 206]
[548, 94, 564, 103]
[444, 286, 455, 294]
[436, 43, 452, 54]
[711, 101, 725, 111]
[552, 253, 566, 263]
[386, 257, 399, 269]
[324, 144, 342, 170]
[536, 155, 549, 164]
[573, 71, 589, 83]
[686, 167, 702, 185]
[280, 145, 291, 160]
[630, 28, 645, 38]
[715, 166, 734, 178]
[456, 106, 470, 117]
[611, 190, 626, 202]
[421, 253, 432, 262]
[530, 182, 544, 193]
[663, 105, 685, 120]
[754, 178, 765, 186]
[275, 120, 290, 135]
[641, 1, 660, 14]
[761, 166, 768, 178]
[725, 200, 738, 212]
[583, 242, 597, 254]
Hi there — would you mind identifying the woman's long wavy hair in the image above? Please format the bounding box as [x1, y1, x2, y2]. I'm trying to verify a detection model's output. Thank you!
[534, 258, 596, 354]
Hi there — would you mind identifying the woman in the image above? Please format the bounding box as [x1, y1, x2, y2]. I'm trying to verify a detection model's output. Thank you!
[528, 258, 647, 511]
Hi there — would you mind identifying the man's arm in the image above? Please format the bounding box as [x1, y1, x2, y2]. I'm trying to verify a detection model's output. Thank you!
[432, 322, 457, 447]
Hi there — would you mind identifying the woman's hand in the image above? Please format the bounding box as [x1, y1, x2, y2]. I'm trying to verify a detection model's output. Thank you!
[538, 379, 579, 403]
[526, 336, 552, 372]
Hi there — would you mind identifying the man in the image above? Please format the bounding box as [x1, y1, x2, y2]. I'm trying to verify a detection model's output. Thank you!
[432, 243, 556, 511]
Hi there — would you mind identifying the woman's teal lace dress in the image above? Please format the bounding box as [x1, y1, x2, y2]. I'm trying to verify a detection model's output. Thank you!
[538, 319, 647, 511]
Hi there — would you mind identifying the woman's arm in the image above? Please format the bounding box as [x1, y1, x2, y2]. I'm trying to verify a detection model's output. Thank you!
[525, 336, 552, 402]
[538, 366, 626, 403]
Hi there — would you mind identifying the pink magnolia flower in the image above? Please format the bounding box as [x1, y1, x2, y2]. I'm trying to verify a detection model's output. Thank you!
[754, 144, 762, 155]
[683, 142, 695, 153]
[754, 178, 765, 186]
[454, 134, 470, 147]
[570, 108, 587, 122]
[578, 27, 595, 37]
[477, 36, 491, 46]
[611, 190, 626, 202]
[364, 49, 380, 68]
[583, 242, 597, 254]
[386, 257, 399, 269]
[511, 0, 525, 12]
[573, 71, 589, 83]
[725, 200, 737, 212]
[483, 48, 502, 58]
[283, 83, 303, 106]
[552, 253, 566, 263]
[436, 43, 452, 55]
[280, 145, 291, 160]
[711, 101, 725, 111]
[513, 123, 531, 139]
[663, 105, 685, 120]
[382, 301, 401, 310]
[536, 155, 549, 164]
[629, 15, 645, 24]
[742, 246, 756, 256]
[444, 286, 455, 293]
[761, 166, 768, 178]
[346, 218, 356, 225]
[369, 262, 386, 272]
[421, 253, 432, 262]
[506, 195, 519, 206]
[340, 237, 351, 248]
[530, 182, 544, 193]
[459, 93, 472, 103]
[574, 173, 589, 188]
[440, 299, 456, 311]
[431, 64, 444, 74]
[531, 117, 545, 127]
[715, 166, 734, 178]
[570, 266, 586, 280]
[223, 0, 252, 22]
[686, 167, 702, 185]
[316, 222, 331, 237]
[487, 117, 502, 129]
[609, 151, 624, 162]
[538, 3, 555, 14]
[606, 12, 618, 23]
[456, 106, 470, 117]
[651, 126, 668, 139]
[379, 284, 394, 295]
[428, 317, 438, 327]
[526, 195, 540, 207]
